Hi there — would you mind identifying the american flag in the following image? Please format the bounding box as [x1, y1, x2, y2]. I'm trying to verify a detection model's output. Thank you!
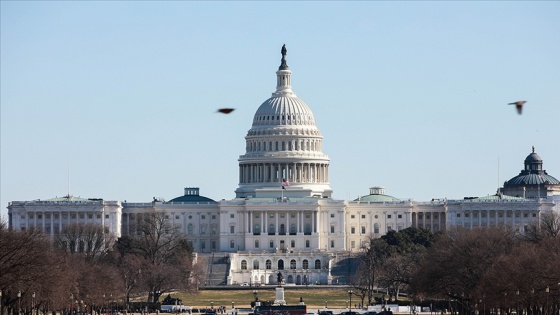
[282, 178, 290, 187]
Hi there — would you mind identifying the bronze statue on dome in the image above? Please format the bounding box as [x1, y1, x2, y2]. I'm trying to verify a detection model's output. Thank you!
[279, 44, 289, 70]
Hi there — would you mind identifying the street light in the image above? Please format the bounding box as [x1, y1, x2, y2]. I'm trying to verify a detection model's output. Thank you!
[70, 294, 75, 315]
[546, 287, 550, 315]
[348, 290, 353, 314]
[232, 302, 235, 310]
[17, 291, 21, 315]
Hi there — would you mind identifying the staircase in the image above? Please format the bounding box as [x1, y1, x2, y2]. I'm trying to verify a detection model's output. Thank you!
[202, 252, 231, 286]
[329, 251, 359, 285]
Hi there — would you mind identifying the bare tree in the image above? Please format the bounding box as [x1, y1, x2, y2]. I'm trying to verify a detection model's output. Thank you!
[524, 211, 560, 243]
[54, 223, 114, 259]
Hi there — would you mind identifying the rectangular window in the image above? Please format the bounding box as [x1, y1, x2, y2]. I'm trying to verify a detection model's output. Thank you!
[291, 213, 296, 218]
[212, 215, 216, 219]
[361, 214, 366, 219]
[387, 215, 392, 219]
[330, 225, 335, 233]
[280, 214, 285, 218]
[351, 227, 356, 234]
[201, 215, 206, 219]
[105, 215, 109, 219]
[330, 213, 335, 218]
[457, 213, 461, 217]
[230, 240, 235, 249]
[523, 213, 528, 218]
[351, 241, 355, 249]
[291, 240, 295, 247]
[398, 214, 402, 219]
[230, 213, 235, 218]
[175, 215, 180, 219]
[305, 240, 310, 248]
[351, 215, 355, 219]
[305, 213, 310, 218]
[330, 240, 335, 248]
[361, 226, 366, 234]
[465, 213, 470, 218]
[269, 240, 274, 248]
[269, 214, 274, 218]
[255, 213, 260, 218]
[230, 226, 235, 233]
[387, 225, 392, 231]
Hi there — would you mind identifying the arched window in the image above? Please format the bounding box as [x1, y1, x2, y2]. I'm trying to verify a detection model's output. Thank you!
[304, 223, 311, 235]
[280, 224, 286, 235]
[303, 259, 309, 269]
[253, 260, 260, 270]
[269, 224, 275, 234]
[290, 259, 296, 269]
[278, 259, 285, 270]
[254, 224, 261, 234]
[266, 260, 272, 269]
[241, 260, 247, 270]
[314, 259, 321, 269]
[290, 224, 296, 235]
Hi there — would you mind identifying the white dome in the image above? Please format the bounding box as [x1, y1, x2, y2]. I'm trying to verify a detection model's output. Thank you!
[252, 96, 317, 127]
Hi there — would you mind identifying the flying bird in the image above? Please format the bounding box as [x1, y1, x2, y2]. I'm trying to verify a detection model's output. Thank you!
[217, 108, 235, 114]
[508, 101, 526, 115]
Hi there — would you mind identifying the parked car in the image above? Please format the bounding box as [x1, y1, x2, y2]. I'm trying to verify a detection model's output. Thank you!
[319, 311, 334, 315]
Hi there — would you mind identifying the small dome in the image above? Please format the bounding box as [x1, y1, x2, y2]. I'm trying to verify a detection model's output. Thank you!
[525, 152, 542, 163]
[355, 187, 400, 202]
[169, 187, 216, 203]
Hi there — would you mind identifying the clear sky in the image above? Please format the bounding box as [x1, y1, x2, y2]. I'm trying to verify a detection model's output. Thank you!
[2, 1, 559, 220]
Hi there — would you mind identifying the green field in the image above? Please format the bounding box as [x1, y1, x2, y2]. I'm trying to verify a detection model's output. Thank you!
[165, 288, 386, 309]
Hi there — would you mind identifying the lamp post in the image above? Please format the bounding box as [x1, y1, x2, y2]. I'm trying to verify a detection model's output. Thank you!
[17, 291, 22, 315]
[211, 302, 214, 310]
[348, 290, 353, 314]
[516, 289, 520, 315]
[325, 301, 328, 309]
[232, 302, 235, 310]
[546, 287, 550, 315]
[70, 294, 74, 315]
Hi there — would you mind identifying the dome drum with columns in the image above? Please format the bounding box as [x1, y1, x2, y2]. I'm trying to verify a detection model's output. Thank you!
[236, 45, 332, 199]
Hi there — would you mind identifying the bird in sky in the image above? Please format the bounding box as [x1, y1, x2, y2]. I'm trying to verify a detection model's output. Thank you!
[217, 108, 235, 114]
[508, 101, 526, 115]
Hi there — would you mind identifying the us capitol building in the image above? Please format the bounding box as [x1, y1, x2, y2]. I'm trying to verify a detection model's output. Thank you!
[7, 46, 560, 286]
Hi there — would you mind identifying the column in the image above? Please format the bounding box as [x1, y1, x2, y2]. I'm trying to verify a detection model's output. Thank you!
[275, 211, 279, 235]
[261, 211, 264, 234]
[312, 210, 315, 233]
[245, 211, 250, 234]
[297, 210, 301, 233]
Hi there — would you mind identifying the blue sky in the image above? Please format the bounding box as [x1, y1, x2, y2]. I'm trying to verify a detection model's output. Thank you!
[2, 1, 559, 219]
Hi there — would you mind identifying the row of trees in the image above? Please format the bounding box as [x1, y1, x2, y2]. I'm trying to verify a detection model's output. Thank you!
[352, 212, 560, 315]
[0, 213, 205, 315]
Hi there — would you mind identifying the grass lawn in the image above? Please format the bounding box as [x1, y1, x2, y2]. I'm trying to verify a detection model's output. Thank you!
[164, 288, 389, 309]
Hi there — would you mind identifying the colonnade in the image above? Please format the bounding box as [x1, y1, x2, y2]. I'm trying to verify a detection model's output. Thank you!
[239, 162, 329, 184]
[244, 209, 318, 235]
